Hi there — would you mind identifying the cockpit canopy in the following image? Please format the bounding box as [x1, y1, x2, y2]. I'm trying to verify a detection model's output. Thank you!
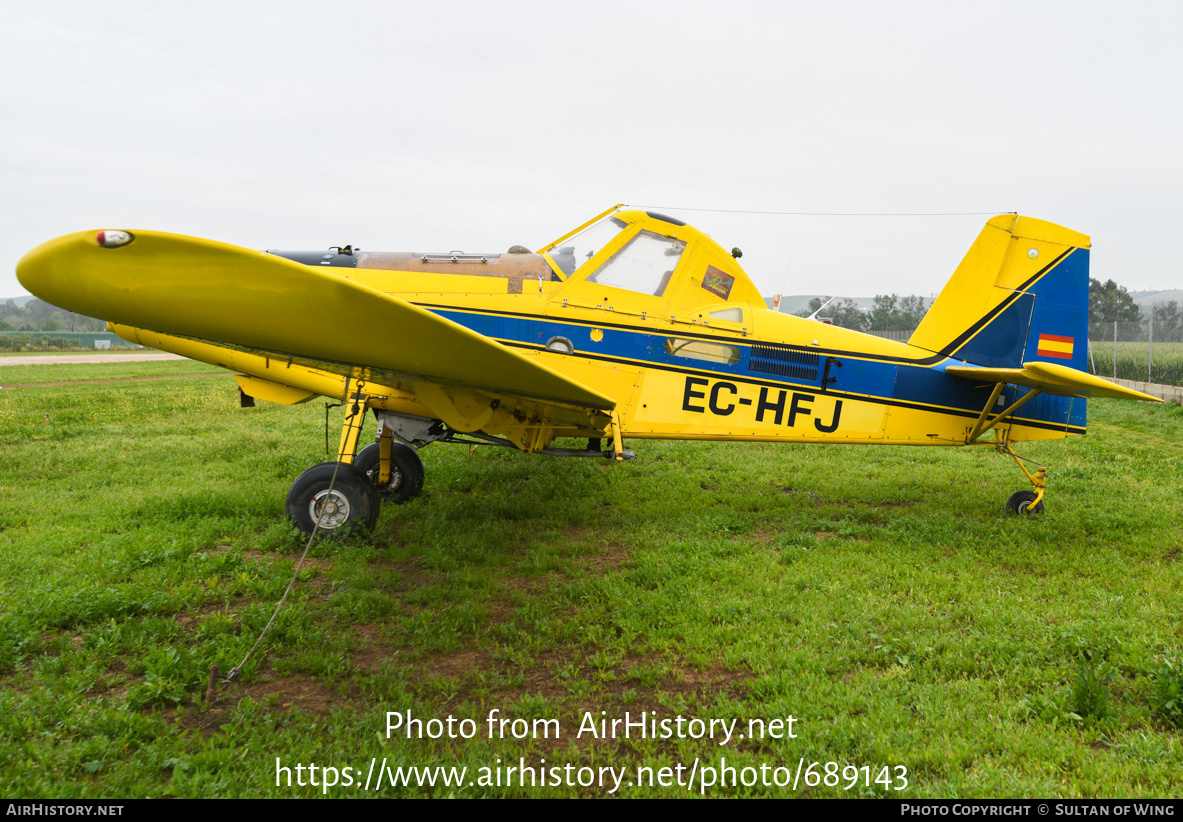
[542, 208, 763, 316]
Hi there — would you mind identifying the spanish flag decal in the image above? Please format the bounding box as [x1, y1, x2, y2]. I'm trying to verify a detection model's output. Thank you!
[1037, 334, 1074, 360]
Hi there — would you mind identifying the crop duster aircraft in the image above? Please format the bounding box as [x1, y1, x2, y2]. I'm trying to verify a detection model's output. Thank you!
[17, 206, 1159, 535]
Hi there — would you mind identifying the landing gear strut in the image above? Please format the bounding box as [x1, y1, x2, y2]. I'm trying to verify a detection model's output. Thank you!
[966, 383, 1048, 516]
[999, 443, 1047, 516]
[286, 384, 430, 537]
[284, 385, 623, 535]
[354, 441, 425, 502]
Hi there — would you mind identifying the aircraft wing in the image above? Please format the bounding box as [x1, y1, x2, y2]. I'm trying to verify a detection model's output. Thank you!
[17, 230, 615, 432]
[945, 361, 1161, 402]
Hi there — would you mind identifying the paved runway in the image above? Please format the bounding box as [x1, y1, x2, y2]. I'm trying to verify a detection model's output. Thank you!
[0, 352, 185, 366]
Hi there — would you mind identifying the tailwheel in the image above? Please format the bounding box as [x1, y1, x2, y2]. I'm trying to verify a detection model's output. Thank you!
[1006, 490, 1045, 515]
[353, 442, 425, 503]
[286, 462, 380, 536]
[997, 442, 1047, 516]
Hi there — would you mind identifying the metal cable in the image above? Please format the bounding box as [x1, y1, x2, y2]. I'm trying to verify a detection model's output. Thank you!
[222, 378, 363, 686]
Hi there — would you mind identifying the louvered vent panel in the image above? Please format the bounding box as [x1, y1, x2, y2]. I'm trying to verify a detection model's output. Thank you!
[747, 345, 820, 381]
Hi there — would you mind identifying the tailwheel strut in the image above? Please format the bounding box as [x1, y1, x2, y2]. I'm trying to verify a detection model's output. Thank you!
[966, 382, 1047, 516]
[997, 442, 1047, 515]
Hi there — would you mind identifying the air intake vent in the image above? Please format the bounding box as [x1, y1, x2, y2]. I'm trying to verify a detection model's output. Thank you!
[748, 345, 820, 381]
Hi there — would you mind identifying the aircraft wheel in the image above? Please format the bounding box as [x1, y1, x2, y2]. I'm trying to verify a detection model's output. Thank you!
[354, 442, 425, 503]
[286, 462, 380, 536]
[1005, 490, 1045, 515]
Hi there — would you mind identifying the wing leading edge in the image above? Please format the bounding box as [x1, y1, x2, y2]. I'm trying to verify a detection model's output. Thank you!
[18, 230, 615, 435]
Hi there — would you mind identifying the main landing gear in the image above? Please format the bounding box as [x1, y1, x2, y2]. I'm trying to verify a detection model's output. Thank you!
[284, 386, 628, 536]
[286, 387, 433, 537]
[285, 462, 380, 535]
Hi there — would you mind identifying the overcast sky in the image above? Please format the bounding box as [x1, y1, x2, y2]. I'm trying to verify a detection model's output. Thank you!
[4, 1, 1181, 302]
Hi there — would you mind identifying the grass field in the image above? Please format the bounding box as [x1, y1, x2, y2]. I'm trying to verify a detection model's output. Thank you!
[0, 359, 221, 385]
[1, 362, 1182, 798]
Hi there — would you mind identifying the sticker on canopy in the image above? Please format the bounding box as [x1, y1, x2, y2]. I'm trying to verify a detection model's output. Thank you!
[702, 265, 735, 300]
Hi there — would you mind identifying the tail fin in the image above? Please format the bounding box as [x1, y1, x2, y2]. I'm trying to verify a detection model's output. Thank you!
[910, 214, 1090, 371]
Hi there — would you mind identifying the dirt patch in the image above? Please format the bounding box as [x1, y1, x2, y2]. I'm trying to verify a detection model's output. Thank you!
[241, 673, 351, 713]
[181, 673, 355, 736]
[167, 528, 734, 744]
[349, 623, 404, 671]
[369, 556, 434, 593]
[421, 648, 493, 681]
[584, 540, 631, 574]
[805, 492, 852, 508]
[500, 575, 542, 595]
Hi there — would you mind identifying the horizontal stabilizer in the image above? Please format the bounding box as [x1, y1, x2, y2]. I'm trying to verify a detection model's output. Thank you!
[946, 361, 1161, 402]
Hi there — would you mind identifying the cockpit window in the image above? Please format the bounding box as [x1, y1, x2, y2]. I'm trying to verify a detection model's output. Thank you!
[545, 216, 629, 276]
[585, 230, 686, 297]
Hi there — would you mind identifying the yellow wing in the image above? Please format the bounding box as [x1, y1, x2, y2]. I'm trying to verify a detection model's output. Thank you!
[946, 361, 1161, 402]
[17, 230, 615, 433]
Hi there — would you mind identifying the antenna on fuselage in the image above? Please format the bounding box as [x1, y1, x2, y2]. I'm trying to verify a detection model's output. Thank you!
[806, 277, 856, 322]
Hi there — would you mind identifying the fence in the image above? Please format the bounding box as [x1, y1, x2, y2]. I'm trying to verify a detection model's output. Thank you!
[863, 329, 913, 342]
[1088, 321, 1183, 386]
[0, 331, 137, 352]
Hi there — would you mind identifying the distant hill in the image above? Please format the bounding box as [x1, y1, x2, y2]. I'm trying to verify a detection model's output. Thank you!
[1, 296, 107, 332]
[1131, 289, 1183, 308]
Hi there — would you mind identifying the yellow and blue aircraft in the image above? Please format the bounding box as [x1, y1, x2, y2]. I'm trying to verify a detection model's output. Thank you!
[16, 205, 1158, 534]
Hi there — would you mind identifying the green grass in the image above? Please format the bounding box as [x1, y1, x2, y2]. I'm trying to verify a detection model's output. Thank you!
[0, 359, 222, 384]
[1, 363, 1182, 798]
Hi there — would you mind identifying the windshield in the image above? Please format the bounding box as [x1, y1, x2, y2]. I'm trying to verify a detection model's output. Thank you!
[586, 230, 686, 297]
[545, 216, 629, 277]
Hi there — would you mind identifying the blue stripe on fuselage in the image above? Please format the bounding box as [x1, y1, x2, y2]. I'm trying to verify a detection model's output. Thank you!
[424, 306, 1083, 431]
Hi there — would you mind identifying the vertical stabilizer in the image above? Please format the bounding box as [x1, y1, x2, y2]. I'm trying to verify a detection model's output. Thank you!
[910, 215, 1091, 371]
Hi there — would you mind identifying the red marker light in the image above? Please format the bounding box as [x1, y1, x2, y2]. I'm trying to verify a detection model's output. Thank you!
[96, 230, 133, 248]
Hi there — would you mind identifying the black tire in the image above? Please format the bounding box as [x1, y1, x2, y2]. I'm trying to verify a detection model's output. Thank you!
[286, 462, 380, 536]
[353, 442, 425, 503]
[1006, 490, 1045, 515]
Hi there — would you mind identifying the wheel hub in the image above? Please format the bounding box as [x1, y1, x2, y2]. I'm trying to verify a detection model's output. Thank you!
[309, 489, 350, 529]
[366, 465, 402, 491]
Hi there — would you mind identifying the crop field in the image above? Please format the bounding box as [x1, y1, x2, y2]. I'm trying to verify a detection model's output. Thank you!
[1089, 341, 1183, 387]
[1, 360, 1182, 798]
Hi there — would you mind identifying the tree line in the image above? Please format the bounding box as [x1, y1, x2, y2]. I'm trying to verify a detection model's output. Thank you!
[0, 299, 107, 333]
[793, 280, 1181, 341]
[1088, 279, 1181, 341]
[793, 294, 928, 332]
